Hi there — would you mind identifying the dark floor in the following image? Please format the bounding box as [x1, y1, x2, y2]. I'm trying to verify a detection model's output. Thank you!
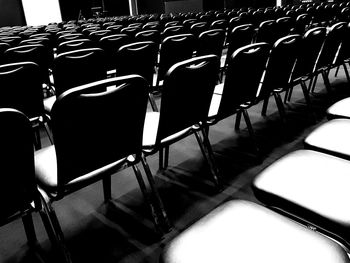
[1, 67, 350, 263]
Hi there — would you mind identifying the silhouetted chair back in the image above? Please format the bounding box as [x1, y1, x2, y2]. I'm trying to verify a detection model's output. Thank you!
[52, 48, 107, 97]
[99, 33, 131, 72]
[156, 34, 195, 88]
[255, 19, 278, 44]
[57, 38, 95, 54]
[161, 25, 185, 40]
[135, 29, 161, 45]
[196, 29, 225, 59]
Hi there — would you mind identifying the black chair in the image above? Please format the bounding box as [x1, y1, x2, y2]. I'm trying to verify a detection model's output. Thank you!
[0, 42, 10, 64]
[0, 36, 22, 46]
[294, 13, 312, 34]
[156, 34, 195, 89]
[56, 38, 95, 54]
[275, 16, 294, 39]
[56, 33, 84, 46]
[135, 29, 161, 45]
[161, 25, 185, 40]
[286, 27, 327, 103]
[255, 19, 278, 44]
[142, 55, 221, 188]
[208, 43, 271, 156]
[3, 44, 51, 88]
[196, 29, 225, 59]
[221, 23, 256, 82]
[309, 22, 348, 94]
[0, 62, 52, 149]
[44, 48, 107, 115]
[89, 29, 112, 43]
[252, 148, 350, 252]
[98, 33, 131, 72]
[260, 34, 305, 122]
[0, 108, 69, 263]
[35, 76, 170, 261]
[189, 22, 209, 39]
[115, 41, 159, 111]
[160, 199, 350, 263]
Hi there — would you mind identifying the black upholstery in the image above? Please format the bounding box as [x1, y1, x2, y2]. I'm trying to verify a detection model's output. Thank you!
[143, 55, 221, 187]
[35, 76, 169, 261]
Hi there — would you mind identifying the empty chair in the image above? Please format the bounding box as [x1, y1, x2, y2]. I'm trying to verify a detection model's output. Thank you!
[35, 76, 169, 261]
[89, 29, 112, 43]
[0, 36, 22, 46]
[0, 62, 52, 149]
[135, 29, 161, 45]
[196, 29, 225, 59]
[286, 27, 327, 103]
[189, 22, 209, 39]
[309, 22, 348, 94]
[294, 13, 312, 34]
[275, 16, 294, 39]
[255, 19, 278, 44]
[0, 42, 10, 63]
[115, 41, 159, 110]
[156, 34, 195, 89]
[98, 33, 131, 72]
[0, 108, 68, 263]
[120, 26, 141, 40]
[56, 33, 84, 45]
[260, 34, 305, 122]
[161, 25, 185, 40]
[252, 148, 350, 251]
[208, 43, 271, 155]
[57, 38, 95, 54]
[44, 48, 107, 114]
[143, 55, 221, 188]
[209, 19, 228, 31]
[160, 199, 350, 263]
[221, 23, 256, 81]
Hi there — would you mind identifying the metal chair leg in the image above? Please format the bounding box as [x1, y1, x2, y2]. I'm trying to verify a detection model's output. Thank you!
[321, 70, 333, 95]
[194, 129, 221, 190]
[273, 92, 287, 123]
[300, 80, 316, 123]
[343, 63, 350, 83]
[159, 148, 164, 171]
[22, 213, 38, 246]
[242, 109, 260, 157]
[164, 146, 169, 169]
[235, 111, 242, 130]
[102, 176, 112, 202]
[140, 156, 172, 232]
[261, 96, 270, 116]
[39, 195, 72, 263]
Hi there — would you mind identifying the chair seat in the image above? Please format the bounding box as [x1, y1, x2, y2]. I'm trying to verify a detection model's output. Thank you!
[304, 119, 350, 160]
[43, 95, 56, 113]
[253, 149, 350, 248]
[161, 199, 350, 263]
[327, 97, 350, 119]
[142, 111, 195, 149]
[35, 145, 127, 197]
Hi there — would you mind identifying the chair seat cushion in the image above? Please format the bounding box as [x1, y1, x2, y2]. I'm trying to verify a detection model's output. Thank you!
[142, 111, 195, 150]
[253, 149, 350, 248]
[161, 199, 350, 263]
[304, 119, 350, 160]
[327, 97, 350, 119]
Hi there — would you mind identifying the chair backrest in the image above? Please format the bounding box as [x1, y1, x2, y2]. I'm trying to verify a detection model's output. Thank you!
[197, 29, 226, 58]
[135, 29, 161, 45]
[89, 29, 112, 42]
[316, 22, 347, 70]
[115, 41, 158, 86]
[0, 36, 22, 47]
[158, 33, 195, 81]
[156, 55, 219, 142]
[190, 22, 209, 38]
[161, 25, 185, 40]
[56, 33, 84, 45]
[255, 19, 278, 44]
[99, 33, 131, 71]
[0, 108, 39, 222]
[52, 48, 107, 96]
[0, 42, 10, 64]
[275, 16, 294, 39]
[0, 62, 44, 119]
[219, 43, 271, 119]
[51, 75, 148, 186]
[294, 13, 312, 34]
[57, 38, 95, 54]
[292, 26, 327, 81]
[259, 34, 301, 99]
[225, 24, 256, 67]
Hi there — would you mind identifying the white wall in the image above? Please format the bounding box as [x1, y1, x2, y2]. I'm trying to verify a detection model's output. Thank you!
[22, 0, 62, 26]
